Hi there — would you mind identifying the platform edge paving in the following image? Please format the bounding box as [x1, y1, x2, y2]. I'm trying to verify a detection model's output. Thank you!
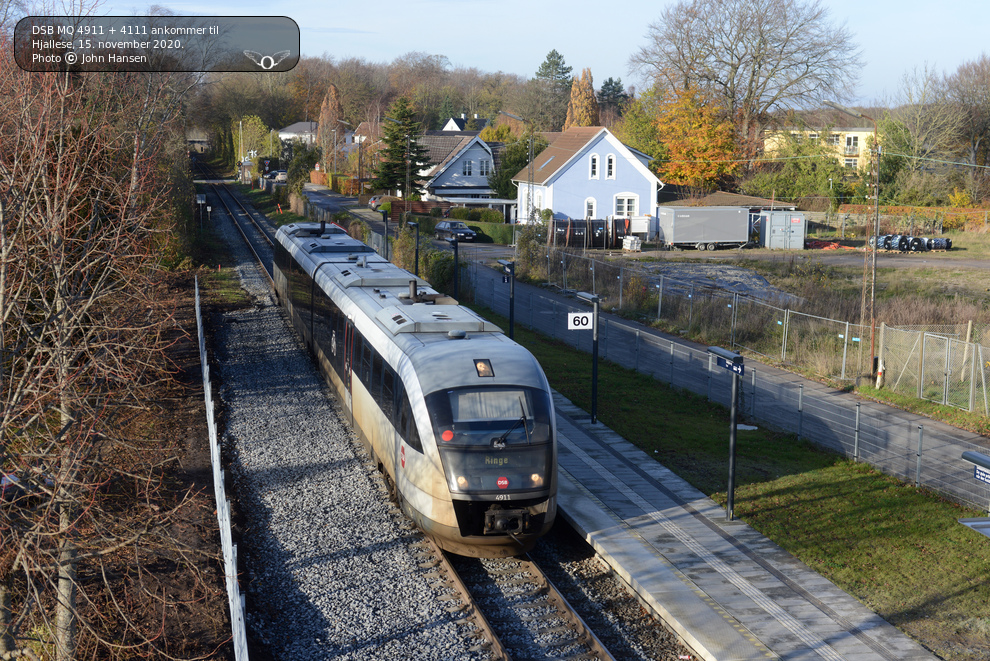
[557, 470, 777, 661]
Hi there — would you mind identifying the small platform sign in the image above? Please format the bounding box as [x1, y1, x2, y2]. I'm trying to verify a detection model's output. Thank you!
[975, 465, 990, 485]
[568, 312, 592, 330]
[716, 356, 745, 376]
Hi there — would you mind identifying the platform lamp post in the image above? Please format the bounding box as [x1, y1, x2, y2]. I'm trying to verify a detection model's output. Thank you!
[825, 101, 881, 377]
[577, 292, 600, 424]
[409, 222, 419, 276]
[708, 347, 744, 521]
[448, 237, 459, 299]
[497, 260, 515, 339]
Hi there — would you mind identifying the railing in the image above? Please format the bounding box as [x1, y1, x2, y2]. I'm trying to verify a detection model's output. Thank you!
[195, 277, 249, 660]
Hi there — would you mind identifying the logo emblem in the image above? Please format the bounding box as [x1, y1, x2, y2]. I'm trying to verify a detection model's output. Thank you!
[243, 50, 292, 70]
[497, 477, 509, 489]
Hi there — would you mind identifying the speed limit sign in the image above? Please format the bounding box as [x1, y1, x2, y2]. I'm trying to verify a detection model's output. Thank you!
[568, 312, 593, 330]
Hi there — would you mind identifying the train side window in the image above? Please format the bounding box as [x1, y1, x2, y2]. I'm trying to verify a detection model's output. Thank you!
[399, 390, 423, 453]
[372, 352, 383, 406]
[381, 365, 395, 423]
[360, 336, 373, 385]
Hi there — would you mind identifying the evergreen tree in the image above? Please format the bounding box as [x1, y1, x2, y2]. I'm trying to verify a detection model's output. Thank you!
[532, 49, 573, 131]
[597, 77, 629, 113]
[371, 97, 432, 197]
[564, 68, 600, 130]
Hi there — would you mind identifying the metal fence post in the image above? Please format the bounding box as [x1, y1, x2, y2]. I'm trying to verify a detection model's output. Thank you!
[618, 267, 623, 310]
[751, 369, 757, 418]
[797, 384, 804, 439]
[730, 292, 738, 348]
[707, 353, 713, 400]
[918, 333, 926, 399]
[841, 321, 850, 381]
[669, 341, 675, 385]
[689, 285, 694, 330]
[854, 402, 861, 461]
[657, 275, 664, 321]
[915, 425, 924, 488]
[781, 309, 790, 362]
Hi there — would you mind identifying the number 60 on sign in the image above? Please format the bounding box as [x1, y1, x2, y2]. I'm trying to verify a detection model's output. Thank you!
[568, 312, 593, 330]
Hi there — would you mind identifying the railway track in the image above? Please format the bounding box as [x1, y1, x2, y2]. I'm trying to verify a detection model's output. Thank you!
[194, 161, 694, 660]
[413, 536, 616, 661]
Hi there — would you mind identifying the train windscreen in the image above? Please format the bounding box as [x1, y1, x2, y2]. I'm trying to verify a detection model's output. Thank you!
[425, 387, 553, 494]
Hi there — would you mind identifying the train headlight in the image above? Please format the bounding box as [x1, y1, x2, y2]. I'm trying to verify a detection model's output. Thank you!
[456, 475, 469, 490]
[530, 473, 543, 487]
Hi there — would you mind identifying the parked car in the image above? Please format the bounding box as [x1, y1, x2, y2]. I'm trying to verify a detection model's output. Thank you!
[274, 170, 288, 183]
[368, 195, 381, 209]
[434, 220, 477, 242]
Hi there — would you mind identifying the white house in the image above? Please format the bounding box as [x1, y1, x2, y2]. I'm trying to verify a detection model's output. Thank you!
[278, 121, 318, 145]
[510, 126, 663, 225]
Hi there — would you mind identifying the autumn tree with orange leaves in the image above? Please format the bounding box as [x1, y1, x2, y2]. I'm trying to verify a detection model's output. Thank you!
[651, 86, 738, 193]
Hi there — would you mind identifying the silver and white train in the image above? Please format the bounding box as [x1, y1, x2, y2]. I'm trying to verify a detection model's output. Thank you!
[273, 222, 557, 557]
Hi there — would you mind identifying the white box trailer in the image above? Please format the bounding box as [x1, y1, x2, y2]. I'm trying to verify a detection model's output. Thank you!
[656, 206, 752, 251]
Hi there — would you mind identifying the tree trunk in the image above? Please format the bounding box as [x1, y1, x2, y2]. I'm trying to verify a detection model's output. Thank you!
[55, 501, 77, 661]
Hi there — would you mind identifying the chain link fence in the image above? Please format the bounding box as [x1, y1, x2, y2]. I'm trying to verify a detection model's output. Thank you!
[470, 260, 990, 514]
[495, 245, 990, 414]
[881, 323, 990, 414]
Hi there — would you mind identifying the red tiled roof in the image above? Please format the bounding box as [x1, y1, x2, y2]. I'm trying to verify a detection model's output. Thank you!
[510, 127, 605, 185]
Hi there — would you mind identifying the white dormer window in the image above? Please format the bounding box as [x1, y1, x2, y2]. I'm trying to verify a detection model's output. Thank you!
[479, 159, 490, 176]
[589, 154, 599, 179]
[606, 154, 615, 179]
[462, 160, 473, 176]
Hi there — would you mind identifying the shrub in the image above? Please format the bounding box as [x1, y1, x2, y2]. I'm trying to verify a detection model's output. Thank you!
[479, 208, 504, 223]
[430, 206, 443, 217]
[450, 207, 470, 220]
[467, 209, 482, 221]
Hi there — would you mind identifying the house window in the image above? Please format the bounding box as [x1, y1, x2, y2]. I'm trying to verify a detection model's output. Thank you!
[585, 198, 596, 219]
[606, 155, 615, 179]
[614, 195, 638, 217]
[589, 154, 599, 179]
[845, 136, 858, 155]
[828, 133, 841, 146]
[479, 159, 490, 176]
[844, 158, 858, 169]
[808, 133, 819, 142]
[462, 160, 473, 176]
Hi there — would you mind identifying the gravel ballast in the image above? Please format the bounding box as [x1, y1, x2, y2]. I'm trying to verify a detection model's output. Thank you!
[209, 201, 482, 660]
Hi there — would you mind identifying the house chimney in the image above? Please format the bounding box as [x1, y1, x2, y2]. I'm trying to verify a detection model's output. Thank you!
[461, 113, 466, 119]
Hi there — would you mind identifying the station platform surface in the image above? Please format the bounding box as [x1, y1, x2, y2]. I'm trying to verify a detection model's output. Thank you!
[551, 390, 938, 661]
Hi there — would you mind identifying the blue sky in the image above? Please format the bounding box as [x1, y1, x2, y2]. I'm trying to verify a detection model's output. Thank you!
[100, 0, 987, 105]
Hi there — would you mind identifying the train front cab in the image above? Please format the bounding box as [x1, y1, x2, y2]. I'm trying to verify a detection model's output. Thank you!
[414, 383, 557, 557]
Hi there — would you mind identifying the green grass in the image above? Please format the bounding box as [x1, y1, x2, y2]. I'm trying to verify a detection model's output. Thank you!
[470, 303, 990, 661]
[231, 183, 308, 226]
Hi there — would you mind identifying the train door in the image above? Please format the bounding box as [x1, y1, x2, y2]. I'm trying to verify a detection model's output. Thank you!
[342, 319, 354, 419]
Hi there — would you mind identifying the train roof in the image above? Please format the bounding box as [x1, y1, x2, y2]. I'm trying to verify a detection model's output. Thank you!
[275, 222, 547, 393]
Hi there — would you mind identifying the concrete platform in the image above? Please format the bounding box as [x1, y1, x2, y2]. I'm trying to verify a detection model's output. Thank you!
[552, 391, 938, 661]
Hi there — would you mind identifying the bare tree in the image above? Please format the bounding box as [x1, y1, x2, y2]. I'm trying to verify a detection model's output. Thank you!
[318, 83, 346, 177]
[0, 24, 207, 658]
[946, 53, 990, 168]
[630, 0, 862, 160]
[885, 65, 962, 172]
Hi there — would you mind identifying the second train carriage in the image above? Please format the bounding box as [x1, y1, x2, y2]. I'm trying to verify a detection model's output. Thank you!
[272, 222, 557, 557]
